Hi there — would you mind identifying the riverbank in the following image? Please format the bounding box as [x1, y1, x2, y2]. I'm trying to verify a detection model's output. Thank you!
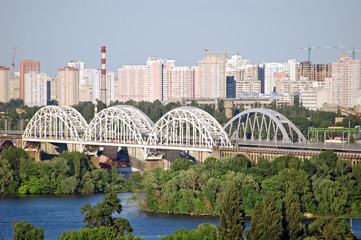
[1, 193, 360, 240]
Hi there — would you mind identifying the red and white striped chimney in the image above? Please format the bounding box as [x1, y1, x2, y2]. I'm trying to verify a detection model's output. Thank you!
[100, 46, 107, 104]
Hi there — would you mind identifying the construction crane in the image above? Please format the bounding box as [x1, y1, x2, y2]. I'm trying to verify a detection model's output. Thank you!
[205, 47, 209, 56]
[12, 46, 19, 76]
[300, 44, 346, 62]
[342, 48, 361, 60]
[205, 48, 239, 58]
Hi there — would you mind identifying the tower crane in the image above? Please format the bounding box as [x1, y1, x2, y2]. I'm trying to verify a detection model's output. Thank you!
[300, 44, 345, 62]
[12, 46, 19, 77]
[342, 48, 361, 60]
[204, 48, 239, 58]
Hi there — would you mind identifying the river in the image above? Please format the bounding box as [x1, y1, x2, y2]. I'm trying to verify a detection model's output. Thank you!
[0, 193, 360, 239]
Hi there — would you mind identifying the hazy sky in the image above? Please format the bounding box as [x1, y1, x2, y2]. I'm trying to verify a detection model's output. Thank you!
[1, 0, 360, 76]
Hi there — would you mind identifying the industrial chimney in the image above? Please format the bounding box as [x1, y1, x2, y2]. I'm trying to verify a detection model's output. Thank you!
[100, 46, 107, 104]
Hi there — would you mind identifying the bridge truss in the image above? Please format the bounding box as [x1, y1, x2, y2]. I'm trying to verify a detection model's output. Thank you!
[82, 105, 154, 146]
[23, 106, 309, 153]
[151, 107, 231, 149]
[22, 106, 88, 147]
[223, 108, 308, 144]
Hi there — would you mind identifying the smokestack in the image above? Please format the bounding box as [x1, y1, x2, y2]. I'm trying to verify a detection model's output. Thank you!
[101, 46, 107, 104]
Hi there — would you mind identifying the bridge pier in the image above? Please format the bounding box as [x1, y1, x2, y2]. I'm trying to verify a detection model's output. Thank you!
[128, 147, 146, 171]
[190, 151, 212, 164]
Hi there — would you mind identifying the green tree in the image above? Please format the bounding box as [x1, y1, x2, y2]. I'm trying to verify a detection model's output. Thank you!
[219, 183, 245, 240]
[313, 179, 347, 216]
[282, 192, 303, 240]
[247, 192, 282, 240]
[81, 193, 133, 236]
[170, 158, 194, 171]
[306, 218, 356, 240]
[161, 223, 220, 240]
[12, 221, 44, 240]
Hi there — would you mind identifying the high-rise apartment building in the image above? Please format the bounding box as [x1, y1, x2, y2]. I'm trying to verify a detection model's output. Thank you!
[297, 62, 331, 82]
[24, 71, 48, 107]
[118, 65, 147, 102]
[226, 76, 236, 98]
[118, 57, 179, 102]
[106, 72, 117, 105]
[283, 59, 299, 82]
[197, 55, 226, 98]
[330, 55, 361, 108]
[264, 63, 284, 94]
[20, 60, 40, 99]
[167, 66, 194, 101]
[146, 57, 164, 102]
[68, 60, 85, 70]
[0, 66, 10, 103]
[78, 68, 98, 103]
[56, 67, 79, 106]
[9, 72, 21, 100]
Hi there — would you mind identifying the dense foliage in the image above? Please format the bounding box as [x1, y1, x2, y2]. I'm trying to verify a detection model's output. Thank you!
[130, 152, 361, 219]
[0, 148, 143, 195]
[12, 221, 44, 240]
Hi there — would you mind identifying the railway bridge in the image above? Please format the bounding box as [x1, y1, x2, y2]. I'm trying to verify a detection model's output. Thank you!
[20, 105, 361, 170]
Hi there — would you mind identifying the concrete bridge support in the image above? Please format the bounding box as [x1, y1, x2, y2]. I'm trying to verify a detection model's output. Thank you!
[190, 151, 212, 164]
[127, 147, 146, 171]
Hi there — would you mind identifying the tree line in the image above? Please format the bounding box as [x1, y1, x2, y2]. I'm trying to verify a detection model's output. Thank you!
[130, 151, 361, 219]
[0, 148, 142, 195]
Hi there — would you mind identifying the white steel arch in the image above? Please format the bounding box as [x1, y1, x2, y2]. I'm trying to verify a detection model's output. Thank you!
[82, 105, 154, 145]
[22, 106, 88, 144]
[152, 107, 231, 149]
[224, 108, 308, 144]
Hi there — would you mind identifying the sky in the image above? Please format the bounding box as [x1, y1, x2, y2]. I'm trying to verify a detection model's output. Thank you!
[1, 0, 360, 76]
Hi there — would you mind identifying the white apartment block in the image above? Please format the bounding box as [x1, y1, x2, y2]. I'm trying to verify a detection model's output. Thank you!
[24, 71, 48, 107]
[264, 62, 284, 94]
[68, 61, 85, 70]
[106, 71, 117, 105]
[79, 68, 98, 103]
[283, 59, 299, 82]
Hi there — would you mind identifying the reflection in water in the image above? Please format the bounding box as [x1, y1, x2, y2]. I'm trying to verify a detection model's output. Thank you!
[0, 193, 360, 239]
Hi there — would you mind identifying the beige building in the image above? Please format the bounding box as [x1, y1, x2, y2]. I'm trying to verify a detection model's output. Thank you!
[196, 55, 226, 98]
[9, 72, 21, 100]
[0, 66, 10, 103]
[56, 67, 79, 106]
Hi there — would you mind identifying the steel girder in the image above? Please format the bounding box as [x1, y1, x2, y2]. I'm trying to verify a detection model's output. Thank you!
[223, 108, 308, 144]
[152, 106, 231, 148]
[82, 105, 154, 145]
[22, 106, 88, 144]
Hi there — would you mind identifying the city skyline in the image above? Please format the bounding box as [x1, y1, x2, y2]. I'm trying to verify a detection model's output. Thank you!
[1, 0, 361, 76]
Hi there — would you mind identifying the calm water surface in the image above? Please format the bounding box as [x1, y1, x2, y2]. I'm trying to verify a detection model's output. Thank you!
[0, 193, 360, 239]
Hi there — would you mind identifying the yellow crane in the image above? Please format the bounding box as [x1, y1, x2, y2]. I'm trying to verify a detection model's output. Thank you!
[342, 48, 361, 60]
[300, 44, 345, 62]
[204, 48, 238, 58]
